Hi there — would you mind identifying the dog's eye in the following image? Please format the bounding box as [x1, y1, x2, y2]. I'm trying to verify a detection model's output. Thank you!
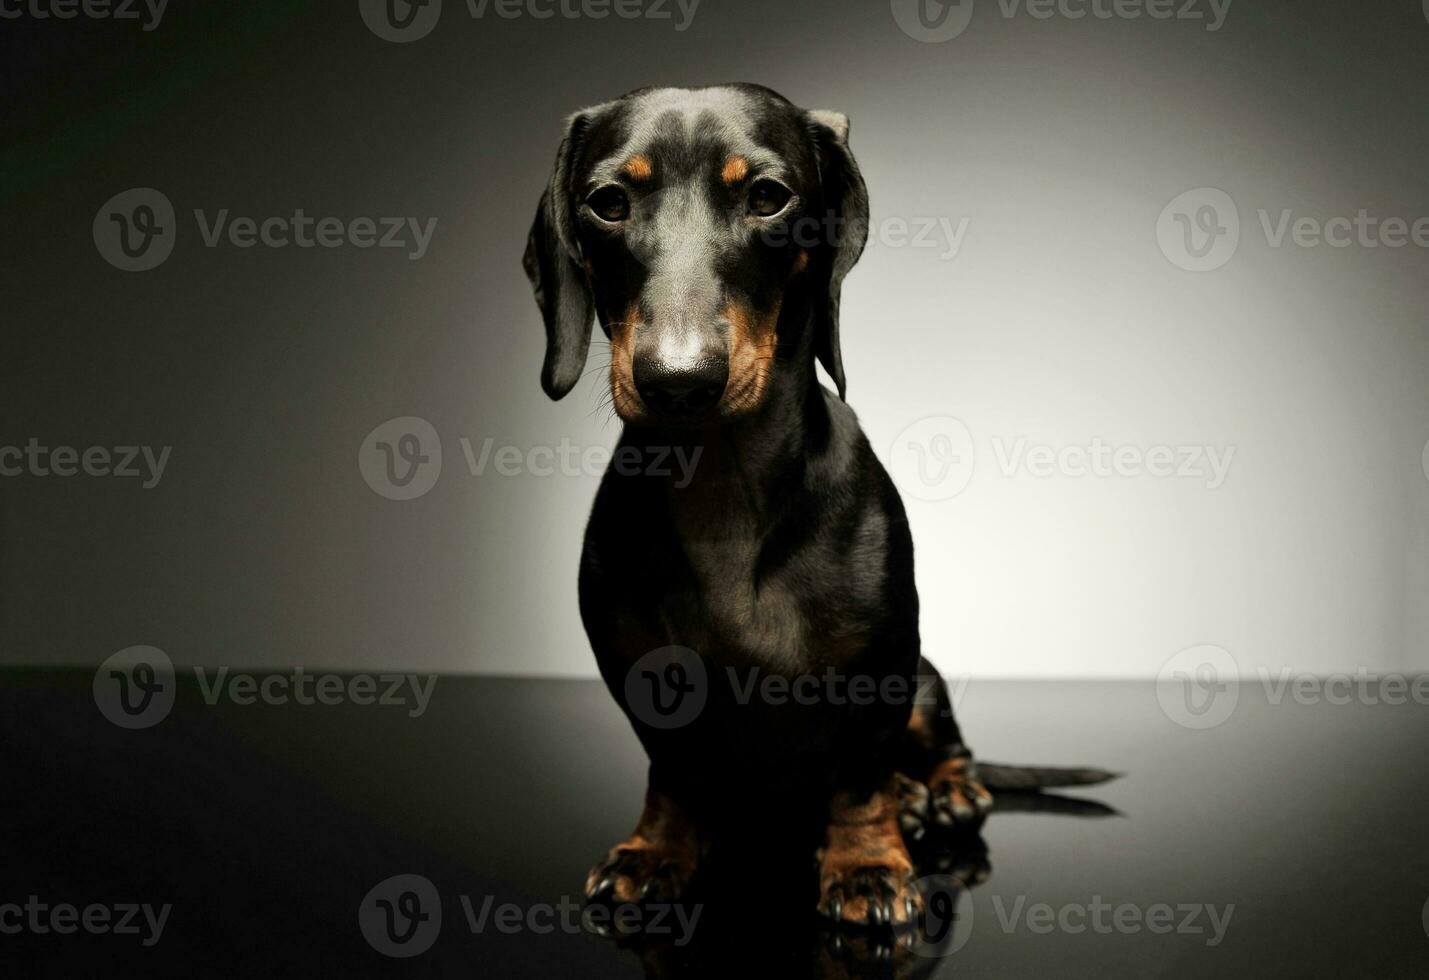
[586, 187, 630, 223]
[748, 180, 792, 218]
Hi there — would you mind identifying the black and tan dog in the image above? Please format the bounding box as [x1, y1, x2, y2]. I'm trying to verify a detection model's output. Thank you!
[524, 83, 1112, 930]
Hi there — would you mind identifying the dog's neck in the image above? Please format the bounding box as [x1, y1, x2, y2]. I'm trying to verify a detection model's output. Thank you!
[622, 357, 824, 520]
[618, 365, 824, 644]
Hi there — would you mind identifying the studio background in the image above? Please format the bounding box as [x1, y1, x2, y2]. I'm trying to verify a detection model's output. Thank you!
[2, 0, 1427, 680]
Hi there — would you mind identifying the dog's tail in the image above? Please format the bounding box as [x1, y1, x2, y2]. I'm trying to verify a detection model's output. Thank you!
[975, 763, 1120, 792]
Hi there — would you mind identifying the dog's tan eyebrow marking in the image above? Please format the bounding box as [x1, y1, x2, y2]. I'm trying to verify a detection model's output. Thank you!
[721, 156, 750, 185]
[623, 155, 654, 181]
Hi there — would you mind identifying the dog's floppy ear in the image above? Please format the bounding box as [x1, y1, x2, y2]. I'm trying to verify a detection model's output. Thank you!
[523, 110, 599, 401]
[806, 109, 869, 401]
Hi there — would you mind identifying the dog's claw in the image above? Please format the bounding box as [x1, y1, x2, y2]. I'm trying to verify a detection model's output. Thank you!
[589, 873, 617, 903]
[869, 896, 888, 927]
[818, 866, 922, 930]
[584, 844, 694, 909]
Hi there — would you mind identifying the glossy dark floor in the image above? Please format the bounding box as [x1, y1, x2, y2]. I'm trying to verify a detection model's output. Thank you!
[2, 671, 1426, 977]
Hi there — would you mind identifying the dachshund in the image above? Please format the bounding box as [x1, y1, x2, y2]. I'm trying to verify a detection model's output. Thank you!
[523, 83, 1113, 931]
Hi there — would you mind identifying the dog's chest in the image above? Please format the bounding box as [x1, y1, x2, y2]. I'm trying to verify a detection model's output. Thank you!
[663, 494, 788, 634]
[661, 485, 851, 670]
[589, 445, 892, 672]
[677, 528, 803, 659]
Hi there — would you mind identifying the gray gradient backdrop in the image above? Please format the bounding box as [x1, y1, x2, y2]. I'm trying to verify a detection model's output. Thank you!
[2, 0, 1427, 678]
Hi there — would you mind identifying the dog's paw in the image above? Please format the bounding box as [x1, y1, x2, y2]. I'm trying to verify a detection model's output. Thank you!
[585, 842, 695, 907]
[817, 863, 922, 929]
[927, 757, 993, 828]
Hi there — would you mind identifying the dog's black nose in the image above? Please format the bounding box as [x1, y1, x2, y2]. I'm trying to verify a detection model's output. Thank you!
[634, 358, 728, 418]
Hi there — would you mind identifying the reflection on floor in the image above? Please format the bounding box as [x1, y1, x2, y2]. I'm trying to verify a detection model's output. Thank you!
[3, 672, 1426, 977]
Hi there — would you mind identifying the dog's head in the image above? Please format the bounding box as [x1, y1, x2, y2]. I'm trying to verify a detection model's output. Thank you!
[523, 84, 868, 424]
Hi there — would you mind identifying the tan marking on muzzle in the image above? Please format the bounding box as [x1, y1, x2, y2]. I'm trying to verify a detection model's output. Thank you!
[609, 306, 645, 421]
[721, 300, 780, 417]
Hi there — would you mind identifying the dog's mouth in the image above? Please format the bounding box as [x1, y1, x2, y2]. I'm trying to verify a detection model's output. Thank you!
[609, 376, 723, 426]
[609, 367, 771, 427]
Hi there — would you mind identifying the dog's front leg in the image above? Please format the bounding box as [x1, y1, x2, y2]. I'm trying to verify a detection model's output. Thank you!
[816, 776, 922, 928]
[586, 770, 701, 906]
